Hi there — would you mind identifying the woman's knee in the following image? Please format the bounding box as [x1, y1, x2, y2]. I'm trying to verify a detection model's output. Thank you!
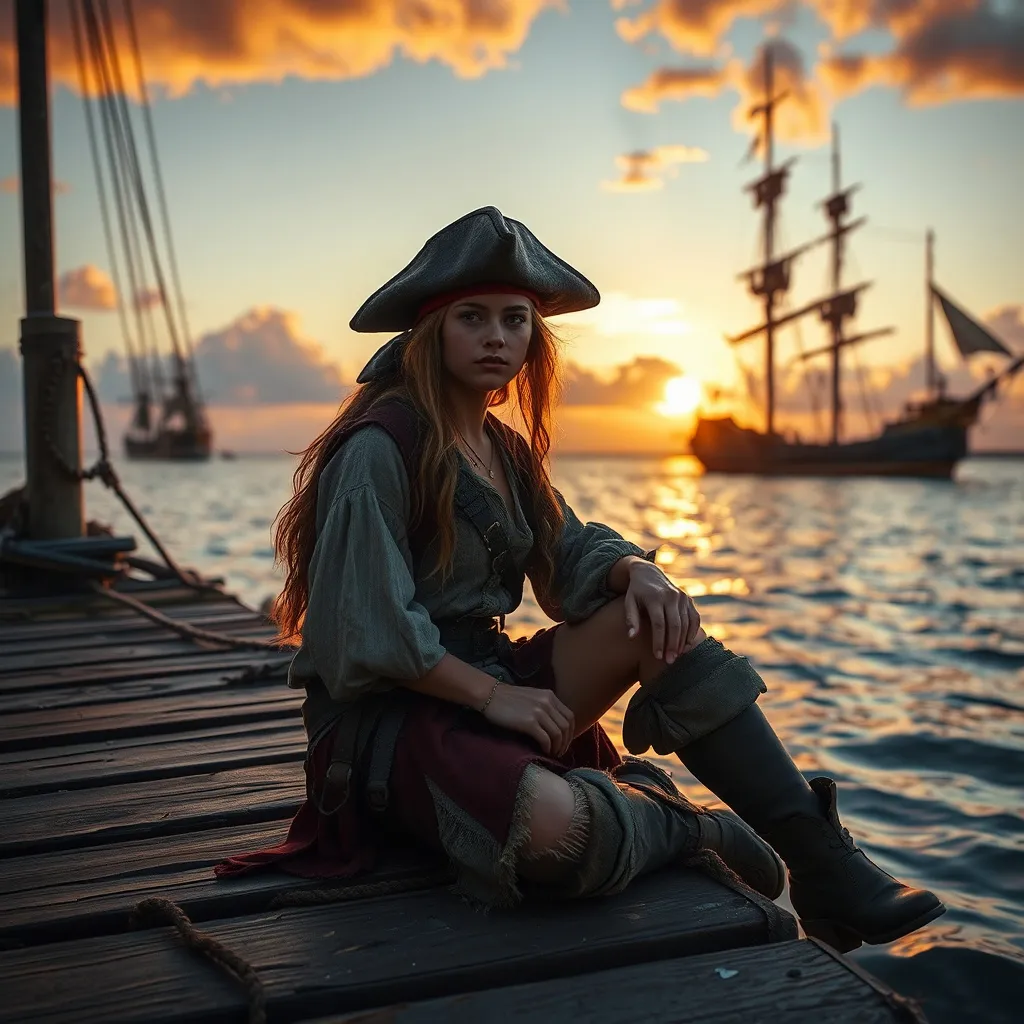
[521, 768, 580, 860]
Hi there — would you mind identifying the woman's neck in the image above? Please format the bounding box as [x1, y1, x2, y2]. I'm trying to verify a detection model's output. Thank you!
[445, 383, 491, 445]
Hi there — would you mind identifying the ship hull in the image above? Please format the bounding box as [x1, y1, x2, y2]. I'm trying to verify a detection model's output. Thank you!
[125, 427, 212, 462]
[691, 416, 967, 478]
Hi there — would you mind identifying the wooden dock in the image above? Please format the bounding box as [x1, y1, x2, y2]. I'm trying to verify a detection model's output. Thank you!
[0, 582, 927, 1023]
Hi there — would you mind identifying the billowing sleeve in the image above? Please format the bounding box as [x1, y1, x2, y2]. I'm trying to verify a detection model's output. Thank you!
[529, 487, 648, 624]
[300, 427, 446, 702]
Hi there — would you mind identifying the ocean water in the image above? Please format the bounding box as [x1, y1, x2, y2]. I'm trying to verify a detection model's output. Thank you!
[2, 451, 1022, 1021]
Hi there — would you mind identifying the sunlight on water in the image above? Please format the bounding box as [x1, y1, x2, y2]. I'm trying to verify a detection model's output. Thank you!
[2, 450, 1022, 1018]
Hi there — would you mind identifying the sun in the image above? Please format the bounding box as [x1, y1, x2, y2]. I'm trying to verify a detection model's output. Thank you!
[656, 375, 703, 417]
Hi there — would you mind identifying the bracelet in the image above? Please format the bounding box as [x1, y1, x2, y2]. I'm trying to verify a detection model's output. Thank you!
[478, 679, 500, 713]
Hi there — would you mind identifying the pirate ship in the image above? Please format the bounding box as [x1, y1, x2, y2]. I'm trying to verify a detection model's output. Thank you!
[70, 0, 211, 460]
[691, 51, 1022, 478]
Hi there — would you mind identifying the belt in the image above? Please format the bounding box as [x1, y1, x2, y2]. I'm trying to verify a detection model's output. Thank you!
[435, 615, 508, 663]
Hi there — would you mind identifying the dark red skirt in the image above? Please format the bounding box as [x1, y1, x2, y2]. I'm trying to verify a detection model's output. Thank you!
[214, 625, 621, 880]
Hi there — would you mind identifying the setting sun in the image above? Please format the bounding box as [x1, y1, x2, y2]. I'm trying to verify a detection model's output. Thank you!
[656, 375, 703, 417]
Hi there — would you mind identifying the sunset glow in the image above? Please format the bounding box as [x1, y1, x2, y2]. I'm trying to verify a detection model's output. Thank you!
[657, 375, 703, 417]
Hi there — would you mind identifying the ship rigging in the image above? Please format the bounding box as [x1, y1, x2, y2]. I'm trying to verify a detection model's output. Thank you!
[70, 0, 211, 460]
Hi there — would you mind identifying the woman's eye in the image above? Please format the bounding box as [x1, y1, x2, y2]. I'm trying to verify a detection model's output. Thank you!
[506, 315, 527, 326]
[458, 311, 480, 322]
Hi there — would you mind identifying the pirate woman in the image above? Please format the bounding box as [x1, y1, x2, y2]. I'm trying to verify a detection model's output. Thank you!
[217, 207, 944, 953]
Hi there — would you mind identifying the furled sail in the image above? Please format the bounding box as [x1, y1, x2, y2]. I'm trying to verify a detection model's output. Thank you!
[932, 285, 1011, 358]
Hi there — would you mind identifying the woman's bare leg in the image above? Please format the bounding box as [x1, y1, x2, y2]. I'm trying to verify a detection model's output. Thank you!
[550, 595, 706, 735]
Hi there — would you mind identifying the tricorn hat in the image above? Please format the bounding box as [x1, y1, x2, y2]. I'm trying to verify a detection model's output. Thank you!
[350, 206, 600, 334]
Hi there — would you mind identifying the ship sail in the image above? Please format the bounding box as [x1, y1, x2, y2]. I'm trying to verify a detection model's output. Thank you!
[932, 285, 1011, 358]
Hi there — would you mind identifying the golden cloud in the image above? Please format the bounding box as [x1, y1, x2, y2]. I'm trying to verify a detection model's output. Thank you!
[618, 1, 1023, 135]
[622, 65, 729, 113]
[0, 0, 562, 106]
[603, 143, 709, 191]
[820, 3, 1024, 105]
[57, 264, 117, 311]
[622, 39, 828, 145]
[615, 0, 781, 57]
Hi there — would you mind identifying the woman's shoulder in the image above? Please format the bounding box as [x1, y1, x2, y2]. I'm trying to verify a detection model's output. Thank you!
[319, 423, 410, 506]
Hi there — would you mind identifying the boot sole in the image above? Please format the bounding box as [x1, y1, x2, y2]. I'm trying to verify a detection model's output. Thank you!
[802, 900, 947, 953]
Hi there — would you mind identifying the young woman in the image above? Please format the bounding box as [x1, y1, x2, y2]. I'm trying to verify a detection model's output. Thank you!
[217, 207, 944, 953]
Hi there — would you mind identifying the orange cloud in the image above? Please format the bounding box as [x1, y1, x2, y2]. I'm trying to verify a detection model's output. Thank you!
[622, 65, 730, 113]
[0, 0, 562, 106]
[615, 0, 781, 57]
[809, 0, 977, 41]
[733, 37, 828, 145]
[622, 39, 828, 145]
[603, 143, 709, 191]
[618, 2, 1023, 134]
[57, 265, 117, 311]
[820, 3, 1024, 105]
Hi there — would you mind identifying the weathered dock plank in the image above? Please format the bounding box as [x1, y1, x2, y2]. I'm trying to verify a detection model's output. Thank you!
[0, 869, 787, 1024]
[0, 719, 305, 797]
[324, 940, 918, 1024]
[0, 762, 302, 857]
[0, 607, 266, 650]
[0, 685, 300, 752]
[0, 618, 271, 659]
[0, 669, 280, 716]
[0, 627, 277, 674]
[0, 820, 441, 948]
[0, 648, 287, 691]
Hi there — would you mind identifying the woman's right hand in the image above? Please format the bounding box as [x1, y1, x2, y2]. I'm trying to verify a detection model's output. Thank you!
[481, 683, 576, 757]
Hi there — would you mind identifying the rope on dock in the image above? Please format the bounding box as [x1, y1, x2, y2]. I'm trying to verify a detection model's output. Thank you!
[88, 581, 287, 651]
[132, 871, 452, 1024]
[23, 353, 293, 652]
[41, 351, 212, 593]
[132, 897, 267, 1024]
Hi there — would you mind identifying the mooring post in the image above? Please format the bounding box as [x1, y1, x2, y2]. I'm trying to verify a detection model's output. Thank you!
[16, 0, 84, 540]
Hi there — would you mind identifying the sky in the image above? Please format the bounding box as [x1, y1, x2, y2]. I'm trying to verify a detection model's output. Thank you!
[1, 0, 1022, 453]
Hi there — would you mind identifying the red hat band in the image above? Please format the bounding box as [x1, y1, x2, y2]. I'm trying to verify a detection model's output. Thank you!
[416, 285, 541, 323]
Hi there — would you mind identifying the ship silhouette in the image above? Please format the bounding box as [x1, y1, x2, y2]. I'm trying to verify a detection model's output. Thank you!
[691, 48, 1022, 478]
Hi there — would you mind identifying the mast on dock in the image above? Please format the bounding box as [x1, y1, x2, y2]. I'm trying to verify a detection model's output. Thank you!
[16, 0, 85, 539]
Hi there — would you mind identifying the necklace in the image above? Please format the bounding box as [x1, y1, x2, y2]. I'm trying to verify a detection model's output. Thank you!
[457, 429, 495, 479]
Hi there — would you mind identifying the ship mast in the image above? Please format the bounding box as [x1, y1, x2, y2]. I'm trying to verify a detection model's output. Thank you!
[744, 47, 790, 436]
[729, 44, 892, 444]
[925, 228, 936, 397]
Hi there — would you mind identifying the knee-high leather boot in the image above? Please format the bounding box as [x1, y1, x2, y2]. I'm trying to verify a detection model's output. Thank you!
[622, 637, 946, 952]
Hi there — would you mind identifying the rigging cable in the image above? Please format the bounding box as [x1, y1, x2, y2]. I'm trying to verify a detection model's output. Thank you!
[123, 0, 205, 405]
[96, 0, 188, 370]
[68, 0, 146, 404]
[79, 0, 166, 401]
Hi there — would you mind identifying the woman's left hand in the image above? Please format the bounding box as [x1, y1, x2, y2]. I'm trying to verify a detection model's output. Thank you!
[623, 560, 701, 664]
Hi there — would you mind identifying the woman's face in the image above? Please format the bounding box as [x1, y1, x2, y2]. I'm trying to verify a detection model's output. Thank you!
[441, 293, 533, 393]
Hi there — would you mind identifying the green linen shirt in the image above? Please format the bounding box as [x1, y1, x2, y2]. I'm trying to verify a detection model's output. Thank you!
[288, 424, 645, 742]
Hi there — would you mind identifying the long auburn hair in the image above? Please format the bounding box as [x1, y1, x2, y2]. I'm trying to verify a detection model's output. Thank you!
[271, 305, 566, 643]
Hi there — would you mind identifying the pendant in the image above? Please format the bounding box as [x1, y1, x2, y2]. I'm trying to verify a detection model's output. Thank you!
[488, 470, 495, 479]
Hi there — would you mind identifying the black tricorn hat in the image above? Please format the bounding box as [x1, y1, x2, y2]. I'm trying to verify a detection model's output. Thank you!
[350, 206, 600, 334]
